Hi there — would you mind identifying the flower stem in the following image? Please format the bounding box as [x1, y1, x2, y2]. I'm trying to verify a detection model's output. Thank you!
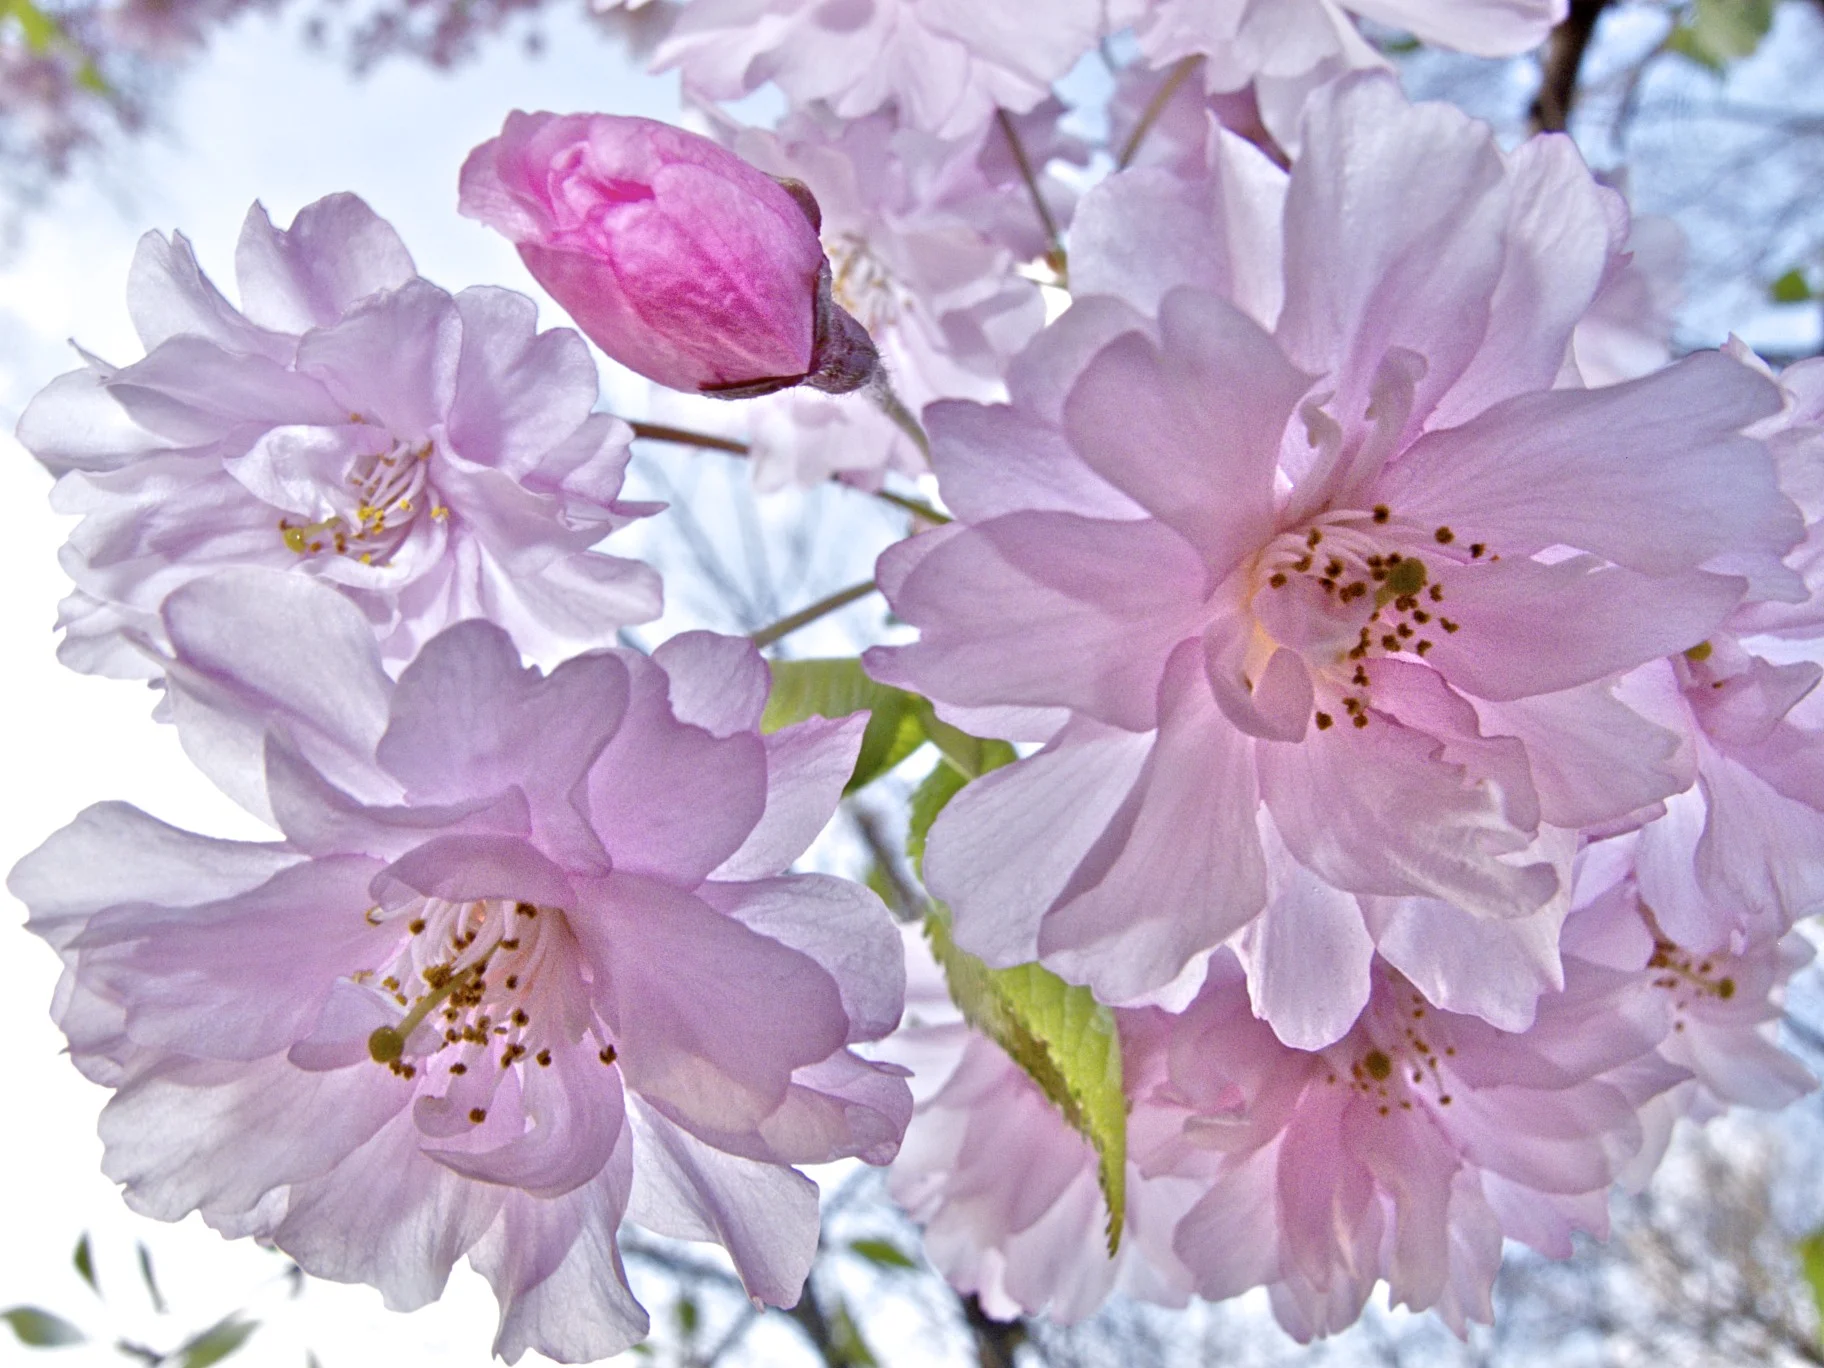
[873, 488, 950, 524]
[627, 420, 751, 456]
[749, 580, 879, 650]
[869, 374, 931, 459]
[994, 107, 1066, 281]
[1117, 57, 1200, 170]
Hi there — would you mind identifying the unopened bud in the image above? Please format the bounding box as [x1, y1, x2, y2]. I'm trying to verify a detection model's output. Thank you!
[459, 111, 877, 399]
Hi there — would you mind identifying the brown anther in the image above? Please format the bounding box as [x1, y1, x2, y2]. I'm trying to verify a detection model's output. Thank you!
[1441, 619, 1459, 633]
[512, 1009, 530, 1027]
[1293, 557, 1313, 573]
[1352, 714, 1369, 728]
[1306, 528, 1323, 547]
[450, 1062, 467, 1075]
[1381, 634, 1400, 651]
[537, 1049, 552, 1066]
[1269, 572, 1287, 588]
[1439, 1095, 1453, 1106]
[599, 1045, 618, 1065]
[515, 902, 538, 918]
[1434, 526, 1454, 544]
[408, 918, 426, 935]
[1396, 623, 1413, 638]
[1416, 640, 1433, 655]
[469, 1108, 487, 1124]
[1718, 977, 1736, 999]
[505, 975, 519, 990]
[1428, 584, 1444, 602]
[1412, 609, 1430, 623]
[1469, 543, 1486, 558]
[1372, 505, 1390, 523]
[500, 938, 520, 950]
[1326, 559, 1345, 577]
[1315, 712, 1334, 730]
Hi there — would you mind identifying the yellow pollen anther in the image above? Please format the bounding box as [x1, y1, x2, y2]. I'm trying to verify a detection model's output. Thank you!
[1685, 641, 1714, 662]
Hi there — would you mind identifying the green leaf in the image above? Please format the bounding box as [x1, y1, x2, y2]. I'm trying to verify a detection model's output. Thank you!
[1668, 0, 1775, 70]
[1798, 1228, 1824, 1334]
[915, 703, 1016, 781]
[906, 734, 1016, 878]
[848, 1237, 918, 1270]
[925, 910, 1128, 1253]
[761, 659, 929, 792]
[1772, 268, 1814, 304]
[176, 1315, 258, 1368]
[1, 1307, 85, 1347]
[72, 1236, 97, 1295]
[906, 761, 968, 878]
[674, 1293, 699, 1339]
[828, 1300, 878, 1368]
[136, 1243, 166, 1315]
[0, 0, 63, 53]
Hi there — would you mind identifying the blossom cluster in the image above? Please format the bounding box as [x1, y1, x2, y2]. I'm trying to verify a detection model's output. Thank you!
[12, 0, 1824, 1360]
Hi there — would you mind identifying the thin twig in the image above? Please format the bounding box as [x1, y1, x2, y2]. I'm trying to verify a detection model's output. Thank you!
[749, 580, 878, 650]
[628, 420, 752, 456]
[1117, 56, 1200, 170]
[627, 414, 946, 523]
[994, 107, 1065, 274]
[869, 373, 931, 458]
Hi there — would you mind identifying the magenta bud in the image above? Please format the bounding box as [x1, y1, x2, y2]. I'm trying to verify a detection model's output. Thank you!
[459, 111, 877, 399]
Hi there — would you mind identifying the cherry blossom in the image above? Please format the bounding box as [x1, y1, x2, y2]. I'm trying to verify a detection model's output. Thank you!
[867, 76, 1798, 1038]
[654, 0, 1103, 142]
[11, 569, 910, 1363]
[18, 192, 660, 679]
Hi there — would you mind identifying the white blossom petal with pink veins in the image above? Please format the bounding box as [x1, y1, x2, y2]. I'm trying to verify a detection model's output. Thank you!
[17, 193, 662, 680]
[10, 569, 909, 1364]
[866, 75, 1799, 1036]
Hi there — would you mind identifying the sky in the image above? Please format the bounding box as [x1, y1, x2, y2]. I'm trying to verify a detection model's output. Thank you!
[0, 11, 712, 1365]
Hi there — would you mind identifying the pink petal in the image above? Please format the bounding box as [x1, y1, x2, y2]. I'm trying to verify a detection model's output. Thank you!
[1063, 289, 1311, 577]
[234, 194, 418, 335]
[712, 715, 868, 881]
[584, 653, 768, 885]
[579, 872, 848, 1138]
[1040, 641, 1268, 1002]
[927, 717, 1152, 967]
[626, 1101, 820, 1308]
[883, 510, 1205, 733]
[1379, 352, 1793, 576]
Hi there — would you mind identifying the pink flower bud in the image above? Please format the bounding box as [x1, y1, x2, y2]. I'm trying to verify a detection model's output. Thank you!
[459, 110, 877, 398]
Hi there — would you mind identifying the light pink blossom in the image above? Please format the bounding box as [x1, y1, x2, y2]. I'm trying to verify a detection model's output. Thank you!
[1152, 947, 1682, 1340]
[654, 0, 1103, 141]
[1125, 0, 1567, 150]
[460, 111, 878, 399]
[12, 569, 910, 1363]
[18, 192, 660, 679]
[881, 928, 1195, 1321]
[867, 76, 1796, 1039]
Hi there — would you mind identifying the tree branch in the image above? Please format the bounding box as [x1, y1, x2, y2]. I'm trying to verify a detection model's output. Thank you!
[1530, 0, 1611, 133]
[961, 1293, 1028, 1368]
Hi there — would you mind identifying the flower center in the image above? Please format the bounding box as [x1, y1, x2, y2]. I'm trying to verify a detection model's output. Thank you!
[356, 896, 615, 1122]
[278, 439, 449, 566]
[1323, 989, 1459, 1118]
[1251, 505, 1486, 730]
[1647, 938, 1738, 1032]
